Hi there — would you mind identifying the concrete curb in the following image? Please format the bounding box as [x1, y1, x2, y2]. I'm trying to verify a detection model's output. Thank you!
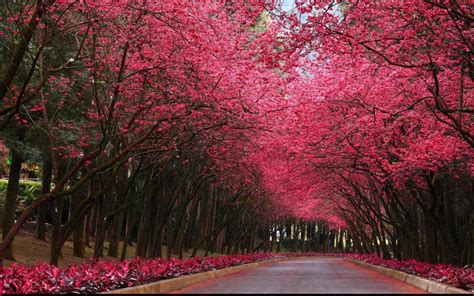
[344, 259, 471, 294]
[103, 258, 284, 294]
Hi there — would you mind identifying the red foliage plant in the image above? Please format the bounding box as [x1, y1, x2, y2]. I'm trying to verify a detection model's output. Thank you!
[1, 253, 472, 294]
[346, 254, 474, 292]
[0, 254, 275, 294]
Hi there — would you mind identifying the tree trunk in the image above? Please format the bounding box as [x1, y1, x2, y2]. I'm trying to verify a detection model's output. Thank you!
[136, 193, 151, 257]
[50, 198, 64, 265]
[72, 212, 85, 258]
[145, 190, 160, 259]
[93, 196, 105, 258]
[1, 149, 23, 261]
[90, 202, 98, 240]
[166, 216, 173, 258]
[183, 197, 199, 253]
[120, 209, 136, 261]
[197, 191, 210, 248]
[36, 156, 52, 240]
[71, 186, 85, 257]
[424, 211, 438, 263]
[107, 211, 123, 258]
[84, 209, 92, 248]
[300, 222, 306, 253]
[49, 230, 64, 266]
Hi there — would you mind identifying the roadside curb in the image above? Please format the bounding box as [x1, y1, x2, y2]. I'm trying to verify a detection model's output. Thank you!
[103, 257, 284, 294]
[344, 258, 471, 294]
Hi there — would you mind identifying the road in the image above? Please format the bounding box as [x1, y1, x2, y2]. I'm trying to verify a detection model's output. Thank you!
[173, 257, 427, 294]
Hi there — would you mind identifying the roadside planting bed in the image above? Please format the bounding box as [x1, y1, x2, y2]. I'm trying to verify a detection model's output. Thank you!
[0, 253, 472, 294]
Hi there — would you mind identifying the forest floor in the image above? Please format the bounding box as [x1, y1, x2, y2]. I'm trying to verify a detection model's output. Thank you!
[3, 233, 221, 268]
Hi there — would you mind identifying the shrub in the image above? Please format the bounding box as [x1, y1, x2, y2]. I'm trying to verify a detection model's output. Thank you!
[0, 253, 276, 294]
[0, 252, 472, 294]
[0, 180, 41, 211]
[346, 254, 474, 292]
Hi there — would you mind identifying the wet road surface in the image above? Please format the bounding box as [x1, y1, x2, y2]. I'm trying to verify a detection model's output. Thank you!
[173, 257, 427, 294]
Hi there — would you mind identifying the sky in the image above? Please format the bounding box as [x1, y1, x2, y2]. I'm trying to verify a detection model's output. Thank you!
[280, 0, 295, 11]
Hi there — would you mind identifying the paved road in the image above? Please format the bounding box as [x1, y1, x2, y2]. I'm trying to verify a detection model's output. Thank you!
[173, 258, 427, 294]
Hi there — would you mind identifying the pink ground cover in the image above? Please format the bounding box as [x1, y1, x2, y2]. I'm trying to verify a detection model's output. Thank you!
[0, 252, 472, 293]
[345, 253, 474, 293]
[0, 253, 275, 294]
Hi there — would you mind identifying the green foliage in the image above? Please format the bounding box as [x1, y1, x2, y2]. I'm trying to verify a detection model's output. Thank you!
[252, 11, 270, 33]
[0, 179, 41, 211]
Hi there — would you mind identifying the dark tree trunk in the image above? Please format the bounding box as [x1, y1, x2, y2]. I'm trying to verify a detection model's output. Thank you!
[1, 149, 23, 261]
[197, 190, 210, 247]
[93, 196, 105, 258]
[424, 212, 438, 263]
[107, 211, 123, 258]
[50, 198, 64, 265]
[136, 193, 151, 257]
[49, 230, 64, 266]
[166, 216, 173, 258]
[90, 202, 98, 240]
[184, 197, 199, 253]
[36, 156, 52, 241]
[120, 208, 136, 260]
[84, 209, 92, 248]
[72, 209, 85, 257]
[145, 188, 160, 259]
[71, 183, 86, 258]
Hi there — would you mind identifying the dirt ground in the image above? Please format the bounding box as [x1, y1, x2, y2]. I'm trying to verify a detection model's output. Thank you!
[4, 234, 219, 268]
